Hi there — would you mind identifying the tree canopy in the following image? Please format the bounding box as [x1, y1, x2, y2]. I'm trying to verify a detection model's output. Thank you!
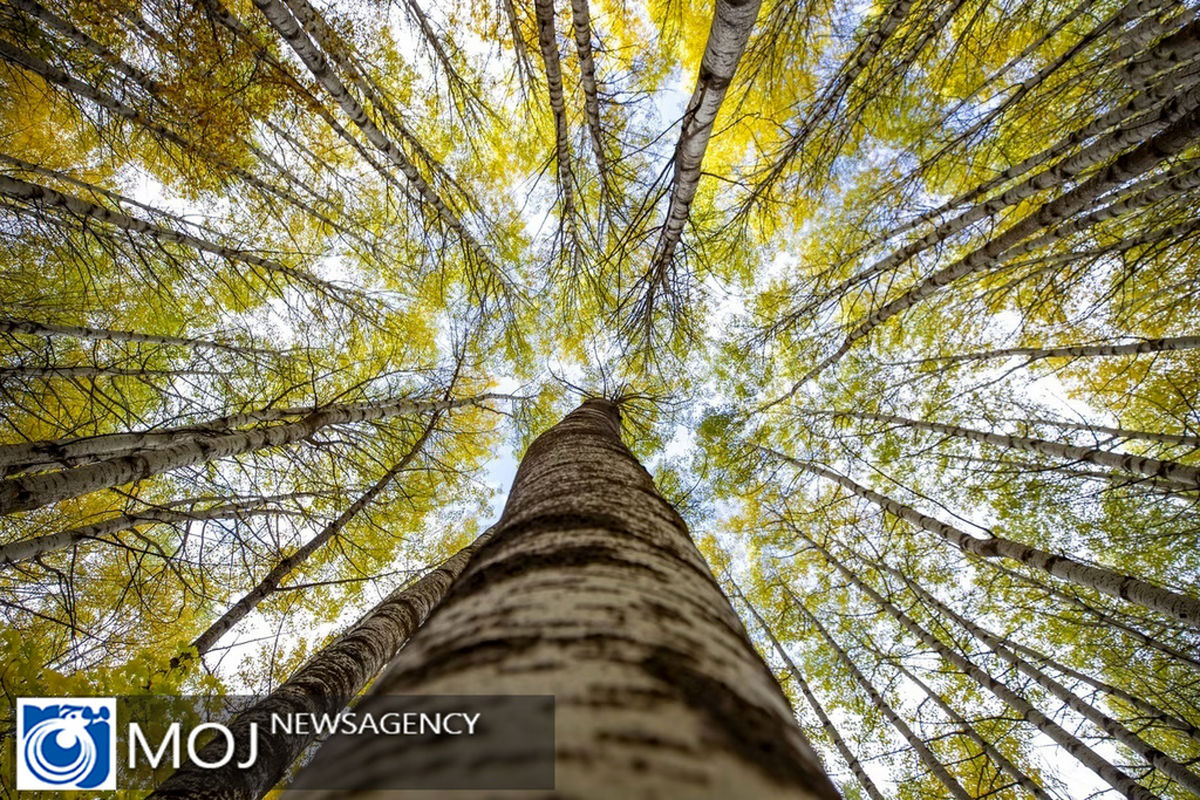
[1, 0, 1198, 797]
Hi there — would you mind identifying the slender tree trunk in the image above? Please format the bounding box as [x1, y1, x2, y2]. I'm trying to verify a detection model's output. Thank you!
[0, 39, 353, 238]
[731, 579, 887, 800]
[987, 560, 1200, 672]
[915, 334, 1200, 366]
[0, 174, 337, 297]
[793, 81, 1200, 386]
[791, 599, 973, 800]
[760, 448, 1200, 627]
[190, 413, 440, 655]
[0, 394, 496, 515]
[645, 0, 762, 283]
[948, 607, 1200, 744]
[827, 409, 1200, 490]
[533, 0, 579, 228]
[753, 0, 912, 195]
[0, 398, 401, 476]
[568, 0, 610, 193]
[0, 317, 261, 355]
[892, 663, 1054, 800]
[147, 529, 495, 800]
[889, 562, 1200, 793]
[291, 400, 839, 798]
[793, 530, 1160, 800]
[253, 0, 509, 303]
[1013, 418, 1200, 450]
[0, 499, 278, 566]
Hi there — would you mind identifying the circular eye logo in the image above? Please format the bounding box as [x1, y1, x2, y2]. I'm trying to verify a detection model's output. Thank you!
[16, 698, 116, 790]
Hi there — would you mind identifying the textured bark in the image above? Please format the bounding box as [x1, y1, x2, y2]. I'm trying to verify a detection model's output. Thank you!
[829, 409, 1200, 490]
[147, 530, 493, 800]
[794, 82, 1200, 387]
[955, 612, 1200, 744]
[754, 0, 912, 195]
[763, 448, 1200, 627]
[7, 0, 163, 96]
[889, 566, 1200, 794]
[793, 600, 972, 800]
[0, 174, 335, 295]
[253, 0, 507, 298]
[0, 398, 414, 476]
[0, 317, 259, 355]
[533, 0, 578, 227]
[0, 500, 277, 566]
[921, 334, 1200, 366]
[0, 394, 497, 515]
[645, 0, 762, 283]
[797, 532, 1159, 800]
[1007, 162, 1200, 256]
[732, 581, 887, 800]
[988, 561, 1200, 672]
[568, 0, 609, 189]
[0, 365, 218, 380]
[893, 663, 1054, 800]
[190, 414, 439, 655]
[292, 400, 838, 798]
[0, 38, 352, 238]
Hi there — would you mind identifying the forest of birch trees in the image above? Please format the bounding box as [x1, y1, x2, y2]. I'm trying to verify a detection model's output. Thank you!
[1, 0, 1198, 796]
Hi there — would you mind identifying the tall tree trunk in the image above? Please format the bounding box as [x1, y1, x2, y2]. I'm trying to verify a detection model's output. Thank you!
[825, 409, 1200, 489]
[762, 449, 1200, 627]
[290, 399, 838, 798]
[0, 174, 338, 298]
[792, 82, 1200, 387]
[918, 334, 1200, 367]
[147, 529, 495, 800]
[0, 398, 404, 476]
[0, 498, 280, 566]
[251, 0, 511, 305]
[888, 560, 1200, 793]
[987, 560, 1200, 672]
[0, 317, 261, 355]
[892, 662, 1054, 800]
[643, 0, 762, 289]
[189, 413, 440, 656]
[0, 394, 496, 516]
[533, 0, 579, 230]
[568, 0, 610, 195]
[731, 579, 887, 800]
[792, 529, 1160, 800]
[791, 598, 973, 800]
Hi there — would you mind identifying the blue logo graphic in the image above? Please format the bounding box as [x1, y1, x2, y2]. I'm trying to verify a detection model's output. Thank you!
[16, 698, 116, 790]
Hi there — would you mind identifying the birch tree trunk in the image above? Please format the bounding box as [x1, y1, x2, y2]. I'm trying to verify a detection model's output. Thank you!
[892, 662, 1054, 800]
[919, 334, 1200, 366]
[889, 563, 1200, 793]
[147, 529, 494, 800]
[533, 0, 578, 227]
[0, 317, 260, 355]
[825, 409, 1200, 489]
[793, 82, 1200, 385]
[763, 449, 1200, 627]
[732, 580, 887, 800]
[291, 399, 838, 799]
[0, 394, 497, 515]
[794, 530, 1160, 800]
[0, 398, 400, 476]
[793, 600, 973, 800]
[189, 413, 440, 656]
[645, 0, 762, 283]
[0, 499, 278, 566]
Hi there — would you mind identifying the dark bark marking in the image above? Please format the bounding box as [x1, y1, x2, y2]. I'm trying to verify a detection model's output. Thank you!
[641, 647, 838, 797]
